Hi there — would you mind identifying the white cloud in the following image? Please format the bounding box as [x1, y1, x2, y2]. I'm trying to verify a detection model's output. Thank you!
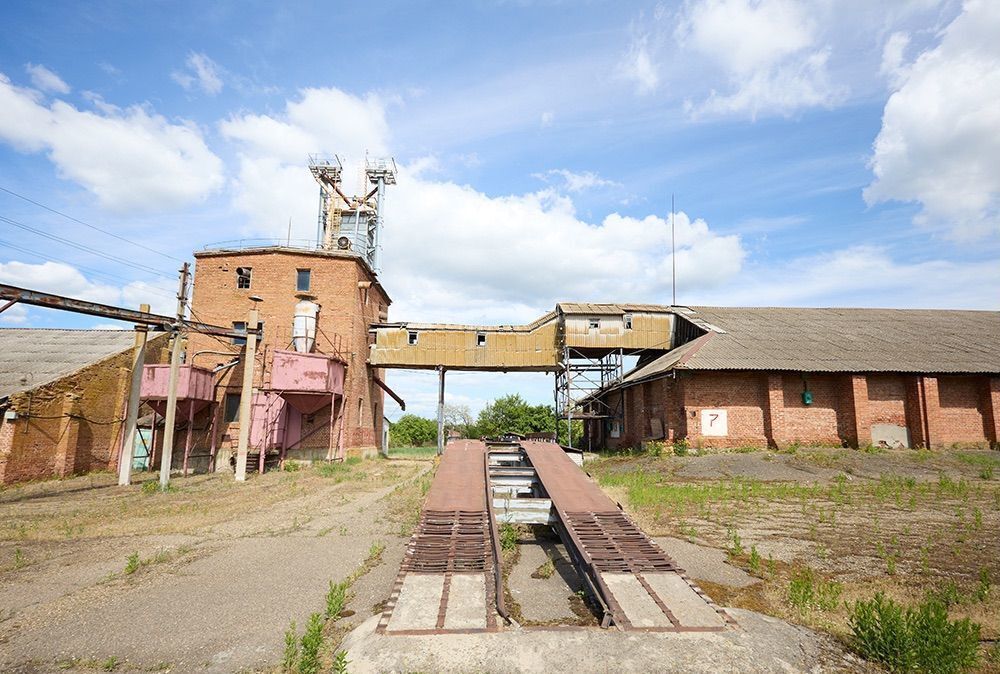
[677, 0, 844, 118]
[220, 86, 390, 237]
[171, 52, 224, 95]
[879, 32, 911, 85]
[701, 245, 1000, 309]
[0, 303, 28, 325]
[25, 63, 70, 94]
[619, 34, 659, 94]
[0, 260, 176, 317]
[533, 169, 621, 193]
[540, 111, 554, 127]
[0, 73, 224, 212]
[864, 0, 1000, 239]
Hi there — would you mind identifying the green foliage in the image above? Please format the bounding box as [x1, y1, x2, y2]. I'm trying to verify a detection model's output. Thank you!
[787, 567, 842, 612]
[974, 568, 991, 603]
[747, 545, 762, 575]
[124, 552, 140, 575]
[282, 621, 299, 672]
[849, 593, 980, 674]
[673, 439, 690, 456]
[726, 528, 744, 557]
[389, 414, 438, 447]
[325, 580, 349, 620]
[297, 612, 324, 674]
[13, 547, 26, 569]
[471, 394, 583, 445]
[499, 523, 518, 552]
[102, 656, 119, 671]
[331, 650, 350, 674]
[981, 465, 994, 480]
[140, 480, 158, 494]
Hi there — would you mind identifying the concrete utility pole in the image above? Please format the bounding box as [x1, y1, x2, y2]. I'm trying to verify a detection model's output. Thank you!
[234, 307, 259, 481]
[437, 366, 446, 456]
[159, 264, 190, 490]
[118, 303, 150, 486]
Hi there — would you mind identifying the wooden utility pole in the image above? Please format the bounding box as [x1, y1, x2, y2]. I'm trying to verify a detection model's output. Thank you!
[118, 303, 150, 486]
[437, 366, 446, 456]
[234, 308, 259, 481]
[159, 264, 190, 490]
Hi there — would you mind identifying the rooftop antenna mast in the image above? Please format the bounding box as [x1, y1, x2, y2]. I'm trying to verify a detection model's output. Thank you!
[671, 194, 676, 306]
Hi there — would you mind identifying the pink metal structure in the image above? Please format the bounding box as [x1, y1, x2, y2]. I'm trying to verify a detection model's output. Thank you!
[140, 364, 216, 475]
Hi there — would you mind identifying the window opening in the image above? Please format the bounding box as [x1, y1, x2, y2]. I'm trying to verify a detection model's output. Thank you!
[224, 393, 241, 422]
[236, 267, 252, 289]
[296, 269, 311, 291]
[408, 331, 418, 345]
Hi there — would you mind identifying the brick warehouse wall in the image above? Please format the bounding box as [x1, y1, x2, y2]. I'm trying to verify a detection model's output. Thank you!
[600, 370, 999, 451]
[186, 248, 390, 465]
[0, 334, 168, 485]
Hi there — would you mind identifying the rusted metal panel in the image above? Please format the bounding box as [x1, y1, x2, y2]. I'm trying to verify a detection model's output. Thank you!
[269, 349, 344, 394]
[140, 364, 215, 401]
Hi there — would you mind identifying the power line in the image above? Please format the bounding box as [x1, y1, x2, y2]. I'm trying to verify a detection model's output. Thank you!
[0, 238, 176, 299]
[0, 185, 185, 264]
[0, 214, 176, 279]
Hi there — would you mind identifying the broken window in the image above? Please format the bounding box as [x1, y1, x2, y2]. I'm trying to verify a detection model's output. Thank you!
[236, 267, 252, 289]
[232, 321, 247, 346]
[623, 314, 633, 330]
[477, 333, 487, 347]
[588, 318, 600, 330]
[408, 331, 418, 345]
[224, 393, 241, 422]
[296, 268, 311, 291]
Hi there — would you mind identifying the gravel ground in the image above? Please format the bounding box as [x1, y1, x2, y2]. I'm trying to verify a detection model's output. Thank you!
[0, 460, 429, 673]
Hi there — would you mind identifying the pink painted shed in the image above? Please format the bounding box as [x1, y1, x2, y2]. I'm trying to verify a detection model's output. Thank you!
[269, 350, 344, 415]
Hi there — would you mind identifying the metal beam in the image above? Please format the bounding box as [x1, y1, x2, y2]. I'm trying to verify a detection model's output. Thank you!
[0, 283, 244, 339]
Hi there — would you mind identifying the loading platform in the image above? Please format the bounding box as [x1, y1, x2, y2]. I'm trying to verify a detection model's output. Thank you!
[378, 439, 734, 634]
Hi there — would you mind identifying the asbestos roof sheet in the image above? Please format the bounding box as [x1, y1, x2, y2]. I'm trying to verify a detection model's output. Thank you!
[620, 306, 1000, 383]
[557, 302, 672, 315]
[0, 329, 138, 398]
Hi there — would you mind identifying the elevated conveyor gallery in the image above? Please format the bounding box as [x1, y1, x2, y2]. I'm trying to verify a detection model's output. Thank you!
[378, 439, 733, 634]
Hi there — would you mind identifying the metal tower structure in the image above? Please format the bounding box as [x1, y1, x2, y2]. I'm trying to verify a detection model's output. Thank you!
[555, 347, 625, 449]
[308, 153, 396, 273]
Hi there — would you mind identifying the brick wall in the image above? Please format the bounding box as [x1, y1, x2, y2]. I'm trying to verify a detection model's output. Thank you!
[0, 334, 168, 485]
[597, 369, 996, 451]
[187, 249, 389, 463]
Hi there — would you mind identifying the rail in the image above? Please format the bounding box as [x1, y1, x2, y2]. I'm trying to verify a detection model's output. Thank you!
[483, 451, 511, 625]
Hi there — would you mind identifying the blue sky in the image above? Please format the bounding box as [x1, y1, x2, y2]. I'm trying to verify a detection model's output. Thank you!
[1, 0, 998, 418]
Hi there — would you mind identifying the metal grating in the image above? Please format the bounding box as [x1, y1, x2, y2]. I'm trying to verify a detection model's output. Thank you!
[564, 511, 678, 574]
[401, 510, 489, 573]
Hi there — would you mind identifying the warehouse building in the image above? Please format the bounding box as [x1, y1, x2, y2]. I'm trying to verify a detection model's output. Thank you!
[586, 307, 1000, 451]
[0, 329, 167, 485]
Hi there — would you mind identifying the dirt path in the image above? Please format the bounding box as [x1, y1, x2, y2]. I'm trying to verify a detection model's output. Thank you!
[0, 460, 430, 673]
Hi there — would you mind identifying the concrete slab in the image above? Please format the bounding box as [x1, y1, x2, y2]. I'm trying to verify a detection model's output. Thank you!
[508, 540, 581, 623]
[444, 573, 487, 629]
[386, 573, 444, 631]
[644, 573, 727, 628]
[654, 537, 760, 588]
[603, 573, 672, 628]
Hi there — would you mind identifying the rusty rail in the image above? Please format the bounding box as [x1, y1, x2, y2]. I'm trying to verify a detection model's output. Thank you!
[484, 451, 511, 625]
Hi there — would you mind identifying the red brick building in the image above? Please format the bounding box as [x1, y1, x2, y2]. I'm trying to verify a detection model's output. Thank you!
[184, 246, 392, 466]
[588, 307, 1000, 451]
[0, 329, 167, 485]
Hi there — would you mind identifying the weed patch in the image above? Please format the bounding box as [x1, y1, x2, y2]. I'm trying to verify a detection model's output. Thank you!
[787, 567, 842, 613]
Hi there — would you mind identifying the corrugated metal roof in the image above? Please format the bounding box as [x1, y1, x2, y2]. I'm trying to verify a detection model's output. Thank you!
[0, 329, 138, 398]
[618, 306, 1000, 384]
[557, 302, 672, 315]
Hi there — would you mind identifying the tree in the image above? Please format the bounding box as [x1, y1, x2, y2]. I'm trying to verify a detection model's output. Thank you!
[388, 414, 437, 447]
[442, 403, 473, 437]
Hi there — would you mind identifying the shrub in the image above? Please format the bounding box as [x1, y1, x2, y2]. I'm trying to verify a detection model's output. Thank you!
[282, 621, 299, 672]
[673, 439, 690, 457]
[849, 593, 980, 674]
[747, 545, 762, 575]
[297, 612, 324, 674]
[499, 523, 518, 552]
[325, 580, 349, 620]
[124, 552, 141, 575]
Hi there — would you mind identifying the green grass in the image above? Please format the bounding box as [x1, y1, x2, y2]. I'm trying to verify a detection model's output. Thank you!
[388, 445, 439, 458]
[787, 567, 842, 613]
[124, 552, 140, 575]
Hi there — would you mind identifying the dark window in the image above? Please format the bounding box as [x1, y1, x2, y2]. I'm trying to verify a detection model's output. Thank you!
[232, 321, 246, 346]
[296, 268, 311, 291]
[476, 333, 486, 347]
[588, 318, 600, 330]
[224, 393, 241, 422]
[623, 314, 633, 330]
[408, 331, 418, 345]
[236, 267, 252, 289]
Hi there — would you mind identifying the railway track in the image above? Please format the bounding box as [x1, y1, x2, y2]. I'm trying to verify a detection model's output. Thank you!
[378, 439, 735, 634]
